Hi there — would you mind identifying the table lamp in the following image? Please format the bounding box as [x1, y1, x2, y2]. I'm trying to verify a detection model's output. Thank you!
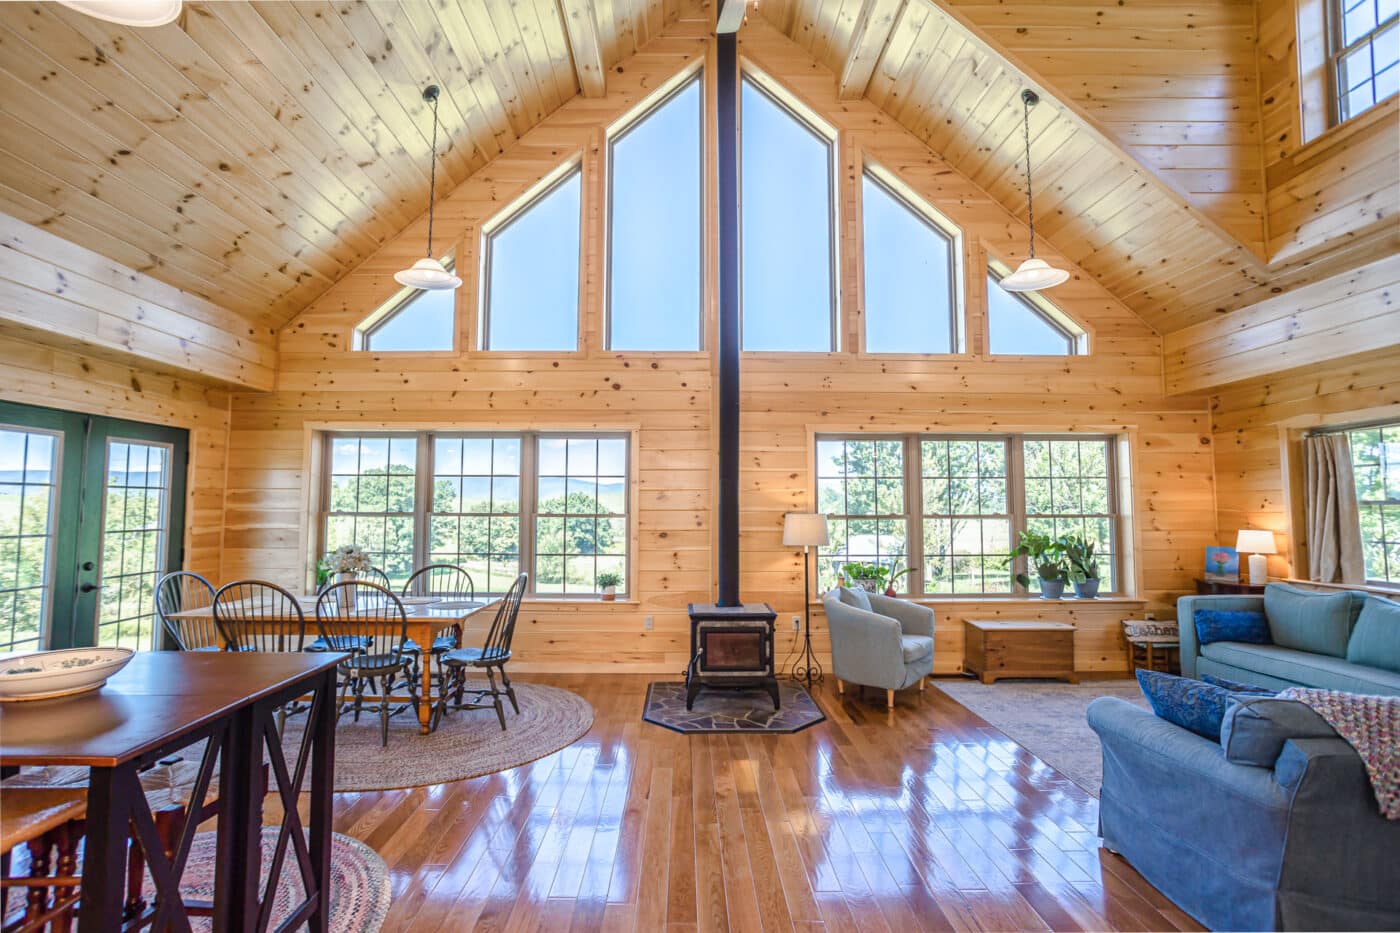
[783, 512, 829, 690]
[1235, 529, 1277, 586]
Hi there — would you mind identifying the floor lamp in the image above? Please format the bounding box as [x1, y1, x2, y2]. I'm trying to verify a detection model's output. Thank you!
[784, 512, 829, 691]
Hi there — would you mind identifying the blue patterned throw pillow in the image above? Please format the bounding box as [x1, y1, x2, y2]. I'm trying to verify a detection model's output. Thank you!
[1136, 670, 1264, 741]
[1194, 608, 1271, 646]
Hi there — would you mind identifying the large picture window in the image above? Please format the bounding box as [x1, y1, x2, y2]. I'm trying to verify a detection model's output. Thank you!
[1346, 422, 1400, 583]
[320, 431, 629, 596]
[861, 172, 960, 354]
[815, 433, 1122, 596]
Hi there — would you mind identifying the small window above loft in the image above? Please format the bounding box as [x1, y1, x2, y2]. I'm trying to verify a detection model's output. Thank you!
[1332, 0, 1398, 123]
[987, 262, 1086, 355]
[354, 259, 457, 352]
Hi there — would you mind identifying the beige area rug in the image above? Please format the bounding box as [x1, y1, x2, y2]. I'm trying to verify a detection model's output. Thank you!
[935, 677, 1148, 795]
[280, 679, 593, 792]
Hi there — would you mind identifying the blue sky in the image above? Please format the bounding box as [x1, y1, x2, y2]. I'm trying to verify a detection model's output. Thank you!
[609, 79, 702, 351]
[486, 171, 582, 351]
[740, 79, 835, 351]
[365, 286, 455, 351]
[986, 276, 1075, 354]
[862, 176, 956, 353]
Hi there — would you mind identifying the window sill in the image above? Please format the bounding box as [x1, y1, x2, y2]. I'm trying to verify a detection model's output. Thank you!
[810, 595, 1146, 608]
[522, 597, 641, 607]
[1292, 94, 1397, 165]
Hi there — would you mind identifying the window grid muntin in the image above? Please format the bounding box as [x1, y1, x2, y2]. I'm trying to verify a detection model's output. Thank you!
[605, 73, 705, 352]
[739, 74, 840, 352]
[320, 431, 630, 598]
[813, 433, 1122, 598]
[861, 171, 961, 355]
[0, 426, 61, 654]
[429, 435, 523, 595]
[324, 434, 419, 587]
[1330, 0, 1399, 123]
[921, 437, 1014, 595]
[815, 437, 909, 591]
[534, 435, 629, 595]
[96, 439, 172, 652]
[479, 166, 584, 352]
[1347, 422, 1400, 583]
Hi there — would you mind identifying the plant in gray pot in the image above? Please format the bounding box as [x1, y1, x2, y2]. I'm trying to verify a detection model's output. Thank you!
[1062, 534, 1101, 598]
[840, 561, 889, 594]
[1006, 530, 1067, 599]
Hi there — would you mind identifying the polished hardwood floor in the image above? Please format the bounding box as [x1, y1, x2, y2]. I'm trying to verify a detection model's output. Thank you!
[286, 674, 1202, 932]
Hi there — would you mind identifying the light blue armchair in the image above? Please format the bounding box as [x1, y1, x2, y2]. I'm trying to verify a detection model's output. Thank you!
[822, 587, 934, 707]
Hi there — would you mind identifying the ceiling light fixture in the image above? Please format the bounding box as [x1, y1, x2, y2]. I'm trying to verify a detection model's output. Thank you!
[395, 85, 462, 291]
[56, 0, 182, 27]
[1000, 89, 1069, 293]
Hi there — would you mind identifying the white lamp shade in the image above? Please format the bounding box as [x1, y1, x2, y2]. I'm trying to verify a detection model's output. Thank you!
[394, 257, 462, 291]
[783, 512, 829, 547]
[56, 0, 182, 26]
[999, 257, 1070, 292]
[1235, 529, 1277, 555]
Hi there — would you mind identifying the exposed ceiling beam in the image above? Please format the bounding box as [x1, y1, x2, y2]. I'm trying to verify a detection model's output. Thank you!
[558, 0, 606, 97]
[839, 0, 904, 100]
[717, 0, 746, 34]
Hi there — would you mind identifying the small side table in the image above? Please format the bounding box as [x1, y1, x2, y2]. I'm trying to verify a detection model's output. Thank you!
[963, 619, 1077, 684]
[1127, 635, 1180, 674]
[1195, 578, 1265, 595]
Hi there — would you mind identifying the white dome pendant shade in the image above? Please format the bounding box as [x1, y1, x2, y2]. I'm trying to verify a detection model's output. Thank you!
[1000, 257, 1069, 292]
[394, 257, 461, 290]
[396, 84, 462, 292]
[56, 0, 181, 26]
[1000, 89, 1068, 295]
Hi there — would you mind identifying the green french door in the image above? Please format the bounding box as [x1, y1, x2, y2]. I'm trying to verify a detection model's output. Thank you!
[0, 400, 187, 653]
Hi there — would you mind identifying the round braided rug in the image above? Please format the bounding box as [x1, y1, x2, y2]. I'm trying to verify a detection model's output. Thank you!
[281, 679, 594, 791]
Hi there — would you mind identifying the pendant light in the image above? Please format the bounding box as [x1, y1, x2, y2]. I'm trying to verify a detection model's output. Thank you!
[1000, 89, 1069, 293]
[56, 0, 181, 27]
[395, 85, 462, 291]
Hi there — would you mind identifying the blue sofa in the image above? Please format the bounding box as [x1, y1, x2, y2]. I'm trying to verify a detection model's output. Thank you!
[1089, 696, 1400, 930]
[1178, 583, 1400, 695]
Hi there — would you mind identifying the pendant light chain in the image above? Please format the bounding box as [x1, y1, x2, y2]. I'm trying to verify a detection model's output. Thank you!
[1021, 89, 1035, 260]
[426, 87, 440, 259]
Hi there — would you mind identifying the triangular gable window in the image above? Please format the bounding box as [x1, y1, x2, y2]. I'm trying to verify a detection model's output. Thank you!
[354, 258, 457, 352]
[987, 262, 1086, 355]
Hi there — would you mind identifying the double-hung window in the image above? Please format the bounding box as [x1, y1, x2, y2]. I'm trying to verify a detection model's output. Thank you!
[1345, 421, 1400, 583]
[1331, 0, 1399, 123]
[816, 434, 1122, 596]
[320, 431, 630, 596]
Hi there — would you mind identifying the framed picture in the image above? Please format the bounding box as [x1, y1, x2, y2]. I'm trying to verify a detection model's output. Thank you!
[1204, 546, 1239, 582]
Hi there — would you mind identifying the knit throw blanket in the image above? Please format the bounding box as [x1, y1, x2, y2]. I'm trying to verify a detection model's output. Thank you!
[1279, 687, 1400, 819]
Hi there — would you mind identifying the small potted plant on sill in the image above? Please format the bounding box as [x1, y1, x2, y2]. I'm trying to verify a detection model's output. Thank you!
[840, 561, 889, 594]
[597, 571, 622, 601]
[883, 558, 916, 596]
[1062, 534, 1101, 599]
[1005, 530, 1067, 599]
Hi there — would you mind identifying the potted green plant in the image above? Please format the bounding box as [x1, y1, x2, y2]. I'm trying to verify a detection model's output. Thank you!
[840, 561, 889, 594]
[1062, 534, 1101, 598]
[597, 570, 622, 601]
[1005, 530, 1067, 599]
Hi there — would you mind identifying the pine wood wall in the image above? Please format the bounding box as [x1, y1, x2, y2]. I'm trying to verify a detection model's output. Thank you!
[221, 12, 1217, 675]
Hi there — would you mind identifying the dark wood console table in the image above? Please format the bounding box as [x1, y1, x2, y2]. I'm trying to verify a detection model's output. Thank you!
[1195, 578, 1266, 595]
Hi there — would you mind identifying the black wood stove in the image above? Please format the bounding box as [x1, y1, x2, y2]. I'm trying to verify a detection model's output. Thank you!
[685, 603, 779, 710]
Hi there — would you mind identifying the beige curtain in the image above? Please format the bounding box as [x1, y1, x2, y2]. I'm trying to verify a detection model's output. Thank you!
[1304, 433, 1365, 583]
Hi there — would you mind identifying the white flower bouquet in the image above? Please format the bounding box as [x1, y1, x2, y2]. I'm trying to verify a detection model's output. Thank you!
[325, 544, 373, 575]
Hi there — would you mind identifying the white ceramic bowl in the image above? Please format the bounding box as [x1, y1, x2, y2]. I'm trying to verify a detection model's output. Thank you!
[0, 647, 135, 702]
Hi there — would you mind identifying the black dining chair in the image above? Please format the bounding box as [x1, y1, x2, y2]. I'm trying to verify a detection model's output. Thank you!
[212, 580, 312, 733]
[315, 581, 417, 747]
[400, 563, 476, 680]
[154, 571, 218, 651]
[434, 573, 527, 731]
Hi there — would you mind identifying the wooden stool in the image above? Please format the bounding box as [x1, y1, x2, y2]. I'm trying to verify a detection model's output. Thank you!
[1127, 635, 1180, 674]
[1, 787, 87, 933]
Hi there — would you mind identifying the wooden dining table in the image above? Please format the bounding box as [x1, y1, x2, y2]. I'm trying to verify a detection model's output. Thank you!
[170, 595, 500, 734]
[0, 650, 343, 931]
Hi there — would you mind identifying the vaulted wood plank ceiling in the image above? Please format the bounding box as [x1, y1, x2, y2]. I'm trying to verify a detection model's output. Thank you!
[0, 0, 677, 328]
[0, 0, 1390, 338]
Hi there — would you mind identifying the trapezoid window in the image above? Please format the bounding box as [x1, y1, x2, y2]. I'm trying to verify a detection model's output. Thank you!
[987, 263, 1086, 355]
[354, 259, 458, 352]
[608, 75, 704, 351]
[740, 76, 837, 352]
[480, 167, 583, 352]
[862, 171, 962, 354]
